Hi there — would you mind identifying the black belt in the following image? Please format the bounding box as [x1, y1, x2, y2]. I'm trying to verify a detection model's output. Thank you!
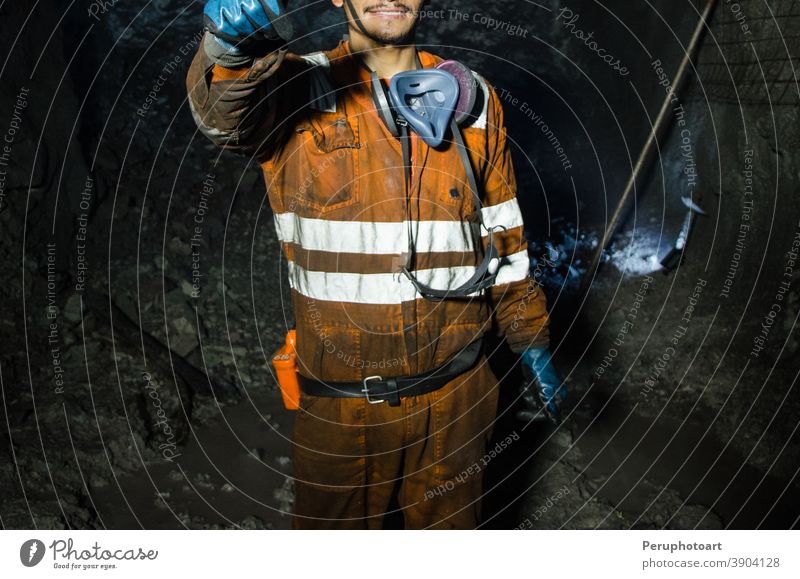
[298, 339, 483, 407]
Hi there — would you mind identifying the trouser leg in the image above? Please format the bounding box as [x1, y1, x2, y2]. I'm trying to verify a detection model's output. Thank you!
[291, 393, 367, 529]
[291, 357, 500, 530]
[291, 393, 404, 529]
[399, 358, 500, 529]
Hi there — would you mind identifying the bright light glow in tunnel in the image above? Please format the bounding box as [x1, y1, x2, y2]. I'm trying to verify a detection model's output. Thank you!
[607, 230, 670, 277]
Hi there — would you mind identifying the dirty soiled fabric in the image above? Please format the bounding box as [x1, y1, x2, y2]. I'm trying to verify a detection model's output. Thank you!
[186, 33, 549, 529]
[291, 356, 500, 529]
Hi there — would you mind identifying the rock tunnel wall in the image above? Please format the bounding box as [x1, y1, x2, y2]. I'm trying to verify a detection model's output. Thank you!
[0, 0, 797, 528]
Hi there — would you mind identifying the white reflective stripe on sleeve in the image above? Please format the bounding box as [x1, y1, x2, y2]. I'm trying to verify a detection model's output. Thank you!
[299, 52, 336, 113]
[273, 198, 523, 255]
[299, 51, 330, 68]
[481, 197, 524, 231]
[493, 249, 531, 286]
[286, 262, 486, 304]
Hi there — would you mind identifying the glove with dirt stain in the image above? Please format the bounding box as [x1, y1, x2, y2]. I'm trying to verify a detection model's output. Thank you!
[517, 346, 568, 426]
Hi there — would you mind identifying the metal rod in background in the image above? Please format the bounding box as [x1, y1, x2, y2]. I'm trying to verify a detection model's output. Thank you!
[579, 0, 719, 296]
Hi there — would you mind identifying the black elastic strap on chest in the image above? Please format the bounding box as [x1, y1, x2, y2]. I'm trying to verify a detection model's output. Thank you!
[400, 122, 415, 268]
[399, 120, 500, 301]
[361, 51, 500, 301]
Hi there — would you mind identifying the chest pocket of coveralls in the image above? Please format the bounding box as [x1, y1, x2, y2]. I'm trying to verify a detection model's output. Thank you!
[433, 127, 485, 221]
[292, 115, 360, 216]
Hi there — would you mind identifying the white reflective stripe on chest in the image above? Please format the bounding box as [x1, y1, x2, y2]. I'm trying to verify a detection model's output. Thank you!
[285, 248, 529, 304]
[272, 198, 523, 255]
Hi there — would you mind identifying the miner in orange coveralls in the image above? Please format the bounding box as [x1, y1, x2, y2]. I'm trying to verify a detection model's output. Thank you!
[187, 0, 568, 529]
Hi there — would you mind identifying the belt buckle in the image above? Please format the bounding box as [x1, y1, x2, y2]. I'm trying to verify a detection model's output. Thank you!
[362, 375, 386, 404]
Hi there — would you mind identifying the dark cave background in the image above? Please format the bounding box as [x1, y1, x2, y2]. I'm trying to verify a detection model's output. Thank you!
[0, 0, 798, 529]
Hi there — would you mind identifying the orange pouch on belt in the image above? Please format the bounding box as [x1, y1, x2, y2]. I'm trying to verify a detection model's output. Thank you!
[272, 330, 300, 410]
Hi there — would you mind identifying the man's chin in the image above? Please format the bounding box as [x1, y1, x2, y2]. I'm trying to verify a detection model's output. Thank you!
[362, 28, 416, 46]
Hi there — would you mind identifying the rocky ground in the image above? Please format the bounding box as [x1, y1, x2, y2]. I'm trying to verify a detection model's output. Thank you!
[1, 0, 798, 530]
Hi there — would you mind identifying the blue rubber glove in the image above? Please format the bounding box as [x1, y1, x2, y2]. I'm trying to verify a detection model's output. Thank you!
[203, 0, 293, 53]
[518, 347, 568, 426]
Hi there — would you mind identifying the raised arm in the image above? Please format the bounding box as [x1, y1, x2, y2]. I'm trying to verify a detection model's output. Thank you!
[186, 0, 309, 157]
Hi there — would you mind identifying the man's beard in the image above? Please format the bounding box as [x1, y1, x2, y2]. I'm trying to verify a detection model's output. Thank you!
[350, 1, 419, 46]
[360, 21, 418, 46]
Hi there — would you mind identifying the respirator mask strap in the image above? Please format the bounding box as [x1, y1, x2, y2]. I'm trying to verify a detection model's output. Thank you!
[371, 70, 399, 137]
[400, 118, 500, 301]
[366, 58, 499, 300]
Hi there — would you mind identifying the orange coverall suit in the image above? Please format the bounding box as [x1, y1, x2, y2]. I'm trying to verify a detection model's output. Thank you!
[187, 33, 550, 529]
